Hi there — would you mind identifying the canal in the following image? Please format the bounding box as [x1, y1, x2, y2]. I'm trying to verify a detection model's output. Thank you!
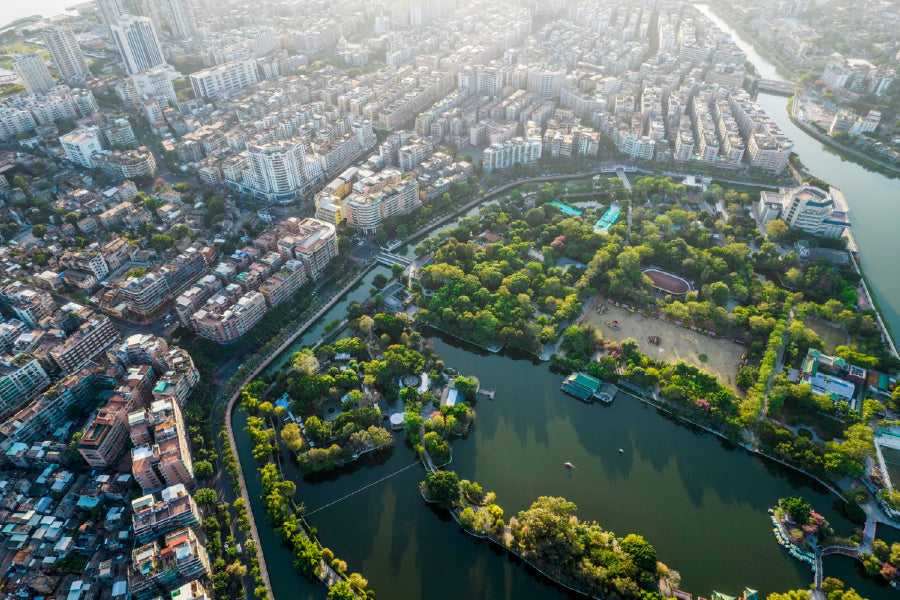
[697, 3, 900, 338]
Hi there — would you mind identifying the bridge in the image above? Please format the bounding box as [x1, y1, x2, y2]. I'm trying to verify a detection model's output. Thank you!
[615, 167, 633, 191]
[758, 79, 795, 95]
[374, 251, 412, 268]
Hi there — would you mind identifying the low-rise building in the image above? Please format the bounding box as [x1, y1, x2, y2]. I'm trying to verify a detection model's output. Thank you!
[758, 185, 850, 239]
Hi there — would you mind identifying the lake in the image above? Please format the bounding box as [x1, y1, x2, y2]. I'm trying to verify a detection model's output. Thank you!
[235, 334, 874, 599]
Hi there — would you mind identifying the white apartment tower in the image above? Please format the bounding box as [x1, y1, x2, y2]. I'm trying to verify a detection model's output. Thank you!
[95, 0, 126, 35]
[189, 59, 259, 100]
[60, 127, 104, 168]
[12, 53, 55, 95]
[42, 25, 92, 85]
[527, 66, 566, 98]
[162, 0, 198, 39]
[247, 142, 310, 197]
[111, 16, 167, 75]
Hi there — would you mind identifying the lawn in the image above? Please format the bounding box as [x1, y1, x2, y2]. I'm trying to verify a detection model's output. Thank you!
[804, 318, 848, 354]
[580, 296, 746, 390]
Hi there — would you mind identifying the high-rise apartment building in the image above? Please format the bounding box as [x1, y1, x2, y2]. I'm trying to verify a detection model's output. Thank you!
[12, 53, 55, 94]
[130, 398, 195, 492]
[162, 0, 197, 39]
[527, 66, 566, 98]
[277, 218, 338, 281]
[77, 397, 130, 468]
[111, 16, 167, 75]
[244, 140, 310, 197]
[49, 314, 119, 373]
[130, 64, 179, 104]
[42, 25, 92, 85]
[129, 528, 211, 600]
[95, 0, 127, 35]
[131, 483, 201, 543]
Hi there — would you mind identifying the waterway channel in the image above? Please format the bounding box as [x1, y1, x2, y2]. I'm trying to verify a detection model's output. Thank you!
[697, 3, 900, 338]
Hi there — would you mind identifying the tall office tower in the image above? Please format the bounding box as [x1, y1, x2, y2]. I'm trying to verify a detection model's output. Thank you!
[111, 16, 167, 75]
[42, 25, 92, 85]
[95, 0, 126, 35]
[12, 52, 55, 94]
[162, 0, 197, 39]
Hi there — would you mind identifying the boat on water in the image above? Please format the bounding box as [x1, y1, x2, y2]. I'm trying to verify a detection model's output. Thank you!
[564, 461, 574, 468]
[618, 448, 624, 454]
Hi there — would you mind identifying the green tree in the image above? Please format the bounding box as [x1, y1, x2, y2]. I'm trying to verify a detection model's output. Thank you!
[327, 581, 355, 600]
[150, 233, 175, 252]
[32, 224, 46, 238]
[779, 497, 812, 525]
[281, 422, 304, 452]
[620, 533, 658, 572]
[194, 488, 218, 506]
[423, 470, 460, 509]
[193, 460, 214, 480]
[454, 376, 477, 400]
[767, 219, 790, 241]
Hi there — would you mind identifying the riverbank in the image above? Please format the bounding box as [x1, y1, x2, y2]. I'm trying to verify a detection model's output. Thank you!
[616, 381, 849, 502]
[788, 97, 900, 179]
[697, 4, 794, 82]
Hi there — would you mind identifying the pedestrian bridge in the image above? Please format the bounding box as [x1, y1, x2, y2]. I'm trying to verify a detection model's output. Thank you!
[374, 251, 412, 268]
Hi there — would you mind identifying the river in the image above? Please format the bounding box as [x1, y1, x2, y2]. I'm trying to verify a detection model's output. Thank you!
[0, 1, 79, 28]
[697, 3, 900, 338]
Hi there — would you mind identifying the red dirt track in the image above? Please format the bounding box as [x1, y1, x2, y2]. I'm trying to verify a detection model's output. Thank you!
[643, 268, 691, 294]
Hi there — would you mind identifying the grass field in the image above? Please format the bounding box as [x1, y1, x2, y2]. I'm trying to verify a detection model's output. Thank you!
[804, 318, 848, 354]
[581, 297, 746, 390]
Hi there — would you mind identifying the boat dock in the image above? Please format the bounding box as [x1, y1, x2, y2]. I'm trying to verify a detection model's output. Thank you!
[597, 383, 618, 404]
[561, 372, 616, 404]
[477, 388, 496, 399]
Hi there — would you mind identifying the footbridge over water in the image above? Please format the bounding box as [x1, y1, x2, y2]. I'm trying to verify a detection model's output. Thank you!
[374, 251, 412, 268]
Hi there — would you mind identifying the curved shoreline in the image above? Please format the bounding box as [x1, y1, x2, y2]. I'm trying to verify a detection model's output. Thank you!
[616, 383, 848, 502]
[788, 98, 900, 179]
